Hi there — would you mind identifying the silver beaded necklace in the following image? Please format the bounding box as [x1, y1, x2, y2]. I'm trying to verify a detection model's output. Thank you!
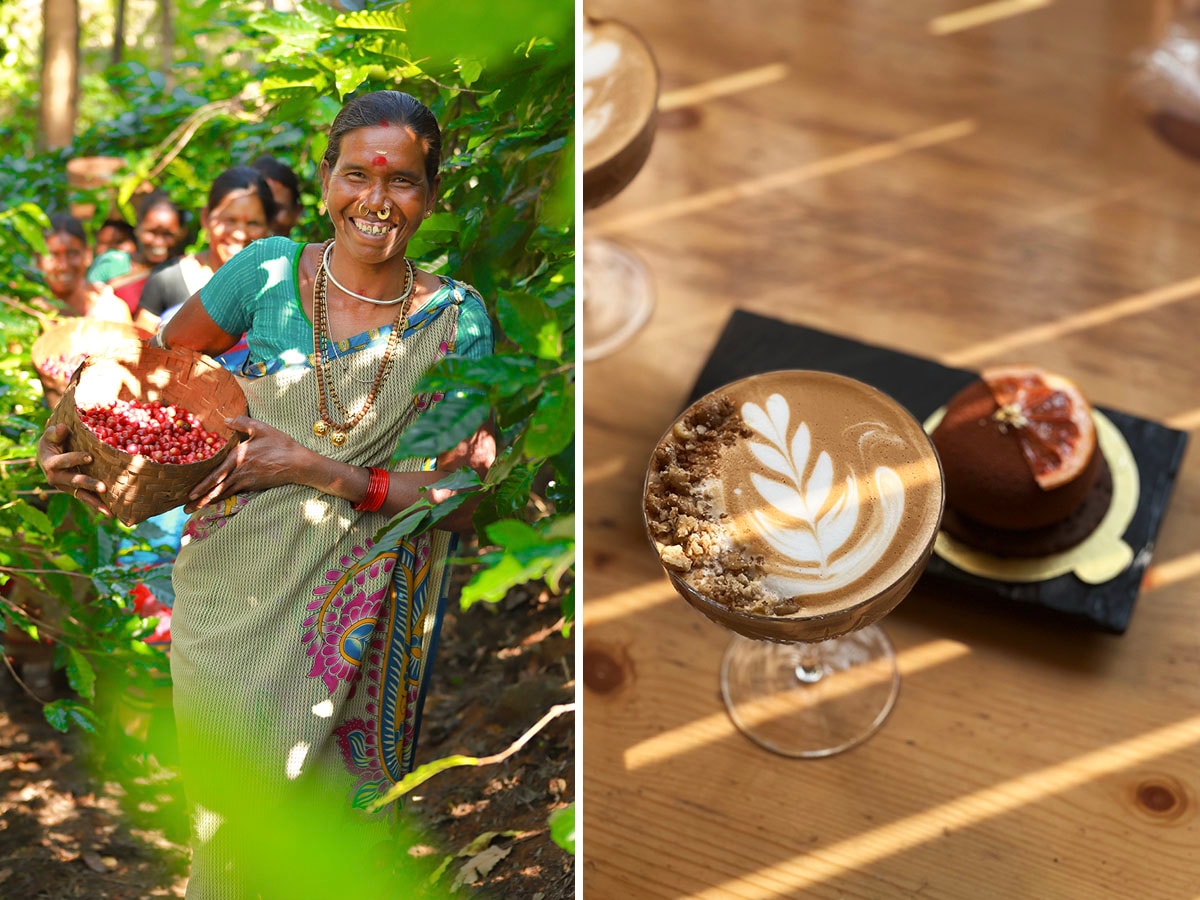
[322, 240, 415, 306]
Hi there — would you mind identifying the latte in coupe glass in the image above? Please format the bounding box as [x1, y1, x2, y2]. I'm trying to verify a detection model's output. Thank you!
[582, 16, 658, 209]
[644, 370, 945, 757]
[581, 16, 659, 361]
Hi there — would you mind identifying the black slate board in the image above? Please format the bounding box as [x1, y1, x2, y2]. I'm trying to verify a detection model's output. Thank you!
[685, 310, 1190, 634]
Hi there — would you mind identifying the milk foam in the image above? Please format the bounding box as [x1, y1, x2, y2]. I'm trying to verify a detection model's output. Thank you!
[715, 375, 942, 611]
[581, 28, 622, 149]
[738, 393, 906, 597]
[580, 20, 657, 171]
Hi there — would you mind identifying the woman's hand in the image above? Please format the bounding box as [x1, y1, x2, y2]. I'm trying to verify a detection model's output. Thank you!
[35, 423, 114, 518]
[184, 415, 308, 513]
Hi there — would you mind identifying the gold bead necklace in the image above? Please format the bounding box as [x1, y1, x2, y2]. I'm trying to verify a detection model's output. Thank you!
[312, 240, 413, 445]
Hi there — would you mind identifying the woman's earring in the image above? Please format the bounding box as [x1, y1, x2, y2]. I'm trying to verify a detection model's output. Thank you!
[424, 210, 432, 219]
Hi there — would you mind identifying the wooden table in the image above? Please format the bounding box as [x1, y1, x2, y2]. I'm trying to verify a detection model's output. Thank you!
[581, 2, 1200, 897]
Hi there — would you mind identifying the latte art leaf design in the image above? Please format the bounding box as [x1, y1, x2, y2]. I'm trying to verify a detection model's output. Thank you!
[741, 394, 906, 594]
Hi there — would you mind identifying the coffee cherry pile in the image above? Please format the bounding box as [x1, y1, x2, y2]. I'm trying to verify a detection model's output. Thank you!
[37, 351, 89, 381]
[78, 399, 225, 464]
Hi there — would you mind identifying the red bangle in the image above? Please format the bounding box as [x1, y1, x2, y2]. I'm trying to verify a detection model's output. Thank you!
[353, 467, 389, 512]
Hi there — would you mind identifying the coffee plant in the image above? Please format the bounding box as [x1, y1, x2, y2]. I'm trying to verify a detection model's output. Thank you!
[0, 0, 573, 852]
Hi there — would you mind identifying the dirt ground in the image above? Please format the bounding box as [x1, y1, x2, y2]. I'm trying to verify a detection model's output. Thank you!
[0, 583, 575, 899]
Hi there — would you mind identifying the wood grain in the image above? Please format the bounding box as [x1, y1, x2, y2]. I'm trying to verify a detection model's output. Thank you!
[582, 1, 1200, 897]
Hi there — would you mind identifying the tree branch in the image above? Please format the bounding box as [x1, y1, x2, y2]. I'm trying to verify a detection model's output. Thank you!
[368, 701, 575, 811]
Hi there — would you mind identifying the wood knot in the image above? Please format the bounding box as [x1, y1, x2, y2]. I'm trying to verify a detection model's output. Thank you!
[1130, 774, 1192, 824]
[658, 106, 702, 130]
[582, 643, 633, 695]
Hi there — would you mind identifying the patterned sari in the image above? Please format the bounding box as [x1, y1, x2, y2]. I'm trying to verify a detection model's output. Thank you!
[169, 281, 480, 898]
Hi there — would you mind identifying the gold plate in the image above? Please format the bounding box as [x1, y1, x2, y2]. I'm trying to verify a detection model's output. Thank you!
[923, 408, 1139, 585]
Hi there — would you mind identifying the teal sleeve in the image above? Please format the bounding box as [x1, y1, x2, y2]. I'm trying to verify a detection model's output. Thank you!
[455, 293, 494, 360]
[199, 237, 300, 339]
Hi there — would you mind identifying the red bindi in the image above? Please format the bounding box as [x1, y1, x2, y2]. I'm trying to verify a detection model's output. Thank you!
[372, 155, 388, 167]
[379, 119, 390, 128]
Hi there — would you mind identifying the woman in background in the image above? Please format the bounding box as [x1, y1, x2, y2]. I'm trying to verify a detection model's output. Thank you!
[38, 213, 132, 323]
[88, 191, 185, 315]
[135, 166, 276, 334]
[251, 154, 304, 236]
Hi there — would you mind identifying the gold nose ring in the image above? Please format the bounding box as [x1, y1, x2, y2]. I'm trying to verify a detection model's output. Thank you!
[376, 206, 390, 220]
[358, 201, 370, 217]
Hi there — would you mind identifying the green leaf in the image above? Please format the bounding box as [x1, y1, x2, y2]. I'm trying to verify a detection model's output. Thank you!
[14, 500, 54, 536]
[459, 553, 541, 607]
[475, 461, 535, 525]
[370, 500, 434, 552]
[549, 803, 575, 854]
[458, 58, 484, 86]
[497, 290, 562, 360]
[416, 355, 542, 396]
[43, 700, 100, 735]
[524, 375, 574, 459]
[65, 647, 96, 700]
[7, 204, 48, 256]
[335, 8, 408, 31]
[393, 390, 490, 458]
[484, 518, 541, 551]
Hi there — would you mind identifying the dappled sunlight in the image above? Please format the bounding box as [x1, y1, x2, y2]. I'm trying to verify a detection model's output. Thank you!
[623, 639, 970, 771]
[193, 803, 222, 845]
[312, 699, 334, 718]
[590, 120, 977, 237]
[1143, 551, 1200, 592]
[286, 742, 310, 780]
[929, 0, 1053, 36]
[685, 713, 1200, 899]
[584, 578, 677, 628]
[1166, 407, 1200, 431]
[943, 275, 1200, 367]
[303, 496, 331, 523]
[583, 454, 630, 486]
[658, 64, 789, 112]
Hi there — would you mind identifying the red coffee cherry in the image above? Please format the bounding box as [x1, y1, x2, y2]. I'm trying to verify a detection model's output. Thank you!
[78, 399, 225, 464]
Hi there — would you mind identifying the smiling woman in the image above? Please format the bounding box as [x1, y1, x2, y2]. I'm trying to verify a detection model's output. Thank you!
[36, 90, 497, 899]
[134, 166, 277, 335]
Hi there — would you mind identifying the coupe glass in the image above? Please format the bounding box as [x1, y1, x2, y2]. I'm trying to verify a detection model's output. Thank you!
[581, 15, 659, 361]
[644, 371, 945, 757]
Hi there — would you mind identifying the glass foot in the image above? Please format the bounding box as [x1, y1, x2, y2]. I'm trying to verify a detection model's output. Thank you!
[720, 625, 901, 758]
[582, 236, 654, 361]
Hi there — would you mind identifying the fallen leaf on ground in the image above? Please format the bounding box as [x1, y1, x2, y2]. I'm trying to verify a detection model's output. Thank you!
[452, 844, 511, 891]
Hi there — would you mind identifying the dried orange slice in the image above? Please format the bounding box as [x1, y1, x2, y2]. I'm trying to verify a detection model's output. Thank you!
[980, 364, 1096, 491]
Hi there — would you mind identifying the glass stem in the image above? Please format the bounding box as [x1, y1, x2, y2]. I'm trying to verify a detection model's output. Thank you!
[793, 642, 825, 684]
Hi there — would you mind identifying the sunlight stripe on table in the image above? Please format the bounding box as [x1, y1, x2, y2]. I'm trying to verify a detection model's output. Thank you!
[658, 63, 789, 111]
[929, 0, 1054, 36]
[589, 119, 977, 237]
[688, 712, 1200, 899]
[942, 274, 1200, 367]
[1165, 406, 1200, 431]
[582, 454, 630, 486]
[622, 639, 970, 771]
[1143, 551, 1200, 592]
[584, 579, 677, 628]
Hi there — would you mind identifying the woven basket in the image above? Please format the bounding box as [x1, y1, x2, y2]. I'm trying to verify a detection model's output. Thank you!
[48, 345, 248, 526]
[32, 319, 145, 408]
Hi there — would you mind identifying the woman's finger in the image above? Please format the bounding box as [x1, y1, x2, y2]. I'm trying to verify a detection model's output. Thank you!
[187, 457, 233, 503]
[46, 449, 94, 474]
